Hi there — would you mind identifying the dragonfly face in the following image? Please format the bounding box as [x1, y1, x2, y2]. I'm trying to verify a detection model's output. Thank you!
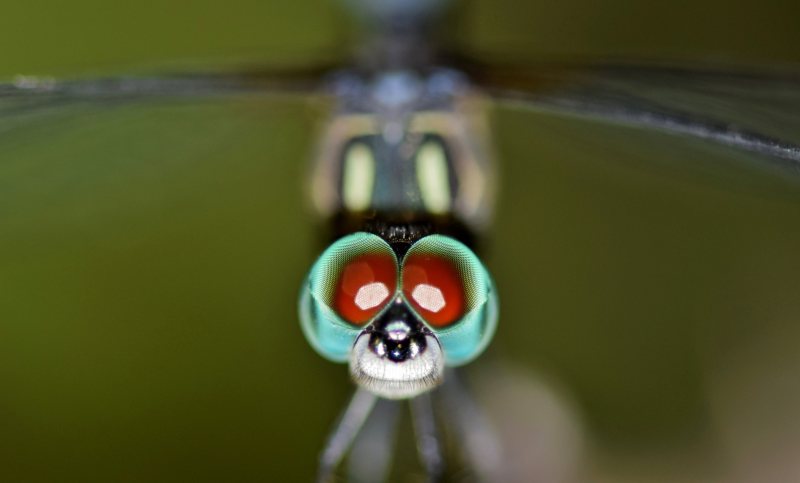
[300, 69, 498, 399]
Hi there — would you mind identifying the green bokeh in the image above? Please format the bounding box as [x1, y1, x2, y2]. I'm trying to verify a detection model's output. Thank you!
[2, 1, 800, 481]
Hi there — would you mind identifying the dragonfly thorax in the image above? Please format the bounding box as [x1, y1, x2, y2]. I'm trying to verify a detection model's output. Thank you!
[311, 68, 496, 233]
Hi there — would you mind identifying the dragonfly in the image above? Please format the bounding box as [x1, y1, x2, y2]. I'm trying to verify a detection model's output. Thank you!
[3, 0, 800, 481]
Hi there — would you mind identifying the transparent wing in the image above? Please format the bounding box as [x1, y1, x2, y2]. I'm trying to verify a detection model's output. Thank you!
[0, 64, 336, 242]
[459, 60, 800, 178]
[0, 67, 343, 482]
[0, 63, 334, 130]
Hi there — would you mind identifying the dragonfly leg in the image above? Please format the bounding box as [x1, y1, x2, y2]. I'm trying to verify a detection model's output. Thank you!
[410, 391, 445, 482]
[346, 398, 401, 483]
[439, 369, 502, 481]
[317, 387, 378, 483]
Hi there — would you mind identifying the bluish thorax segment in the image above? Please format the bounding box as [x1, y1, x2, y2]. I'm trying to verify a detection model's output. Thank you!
[311, 68, 495, 232]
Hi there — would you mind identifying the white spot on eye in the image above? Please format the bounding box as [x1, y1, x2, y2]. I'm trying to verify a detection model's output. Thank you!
[342, 143, 375, 211]
[416, 140, 451, 215]
[411, 284, 446, 313]
[354, 282, 390, 310]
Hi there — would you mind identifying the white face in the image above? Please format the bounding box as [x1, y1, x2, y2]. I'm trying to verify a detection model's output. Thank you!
[349, 331, 444, 399]
[348, 299, 445, 399]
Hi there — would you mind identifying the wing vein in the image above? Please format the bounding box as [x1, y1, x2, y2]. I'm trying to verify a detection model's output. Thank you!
[492, 87, 800, 173]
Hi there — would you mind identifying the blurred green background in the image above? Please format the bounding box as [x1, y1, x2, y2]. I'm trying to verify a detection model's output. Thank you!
[2, 0, 800, 482]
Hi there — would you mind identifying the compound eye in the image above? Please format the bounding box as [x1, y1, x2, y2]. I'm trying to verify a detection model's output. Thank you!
[334, 253, 397, 325]
[402, 253, 465, 328]
[300, 233, 398, 362]
[398, 235, 497, 366]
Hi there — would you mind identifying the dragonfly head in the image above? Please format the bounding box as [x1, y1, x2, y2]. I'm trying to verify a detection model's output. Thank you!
[350, 297, 444, 399]
[299, 232, 498, 399]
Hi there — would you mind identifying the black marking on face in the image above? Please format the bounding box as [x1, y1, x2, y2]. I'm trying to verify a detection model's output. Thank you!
[366, 300, 430, 363]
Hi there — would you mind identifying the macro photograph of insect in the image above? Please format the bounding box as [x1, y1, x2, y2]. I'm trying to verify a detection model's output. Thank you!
[2, 0, 800, 482]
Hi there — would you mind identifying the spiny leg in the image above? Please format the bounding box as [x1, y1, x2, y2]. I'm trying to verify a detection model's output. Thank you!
[439, 369, 502, 481]
[346, 398, 401, 483]
[317, 387, 378, 483]
[410, 391, 445, 482]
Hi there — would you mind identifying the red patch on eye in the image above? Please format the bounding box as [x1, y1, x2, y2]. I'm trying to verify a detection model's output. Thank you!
[334, 254, 397, 325]
[402, 254, 465, 327]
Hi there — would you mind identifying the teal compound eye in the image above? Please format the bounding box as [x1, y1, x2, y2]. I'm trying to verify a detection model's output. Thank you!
[401, 235, 498, 366]
[299, 232, 398, 362]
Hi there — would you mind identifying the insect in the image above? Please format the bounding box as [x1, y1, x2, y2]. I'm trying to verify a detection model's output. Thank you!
[3, 0, 800, 482]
